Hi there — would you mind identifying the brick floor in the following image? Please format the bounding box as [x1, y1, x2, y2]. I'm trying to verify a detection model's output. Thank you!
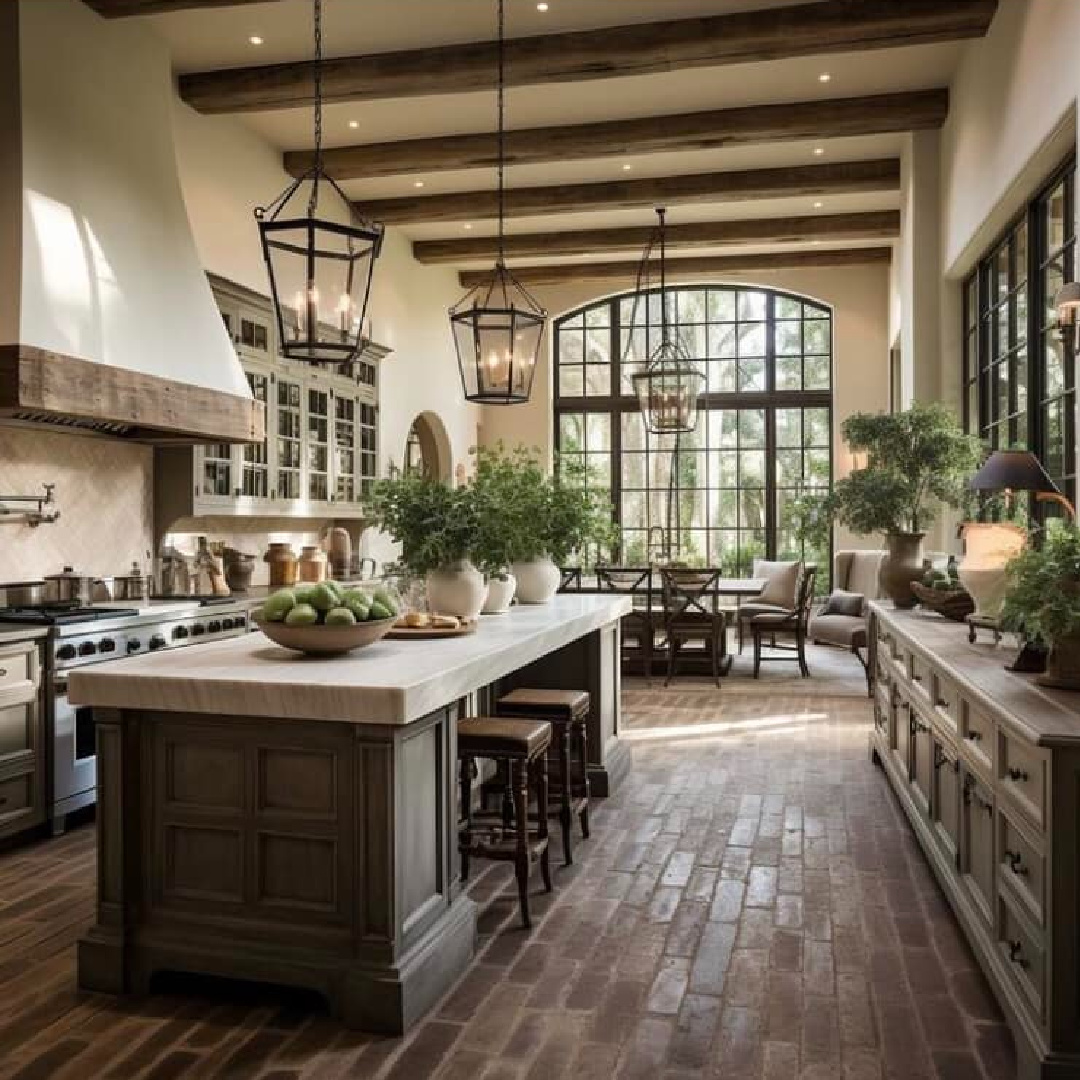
[0, 680, 1017, 1079]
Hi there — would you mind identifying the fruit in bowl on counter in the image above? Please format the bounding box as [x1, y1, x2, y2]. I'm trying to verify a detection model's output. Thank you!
[260, 584, 399, 626]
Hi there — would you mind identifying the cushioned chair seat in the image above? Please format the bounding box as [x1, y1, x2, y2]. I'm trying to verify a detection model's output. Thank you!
[498, 688, 589, 717]
[738, 601, 789, 620]
[459, 717, 552, 758]
[808, 612, 867, 648]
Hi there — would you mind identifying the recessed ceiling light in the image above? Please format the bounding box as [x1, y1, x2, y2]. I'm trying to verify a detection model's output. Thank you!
[813, 147, 825, 156]
[348, 120, 359, 129]
[464, 223, 473, 230]
[537, 2, 549, 10]
[818, 72, 831, 83]
[414, 180, 425, 189]
[811, 239, 823, 245]
[248, 34, 264, 45]
[813, 201, 823, 209]
[622, 163, 632, 172]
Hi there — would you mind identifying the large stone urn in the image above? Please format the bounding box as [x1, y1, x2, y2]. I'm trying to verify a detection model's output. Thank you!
[957, 522, 1027, 620]
[879, 532, 926, 608]
[426, 560, 486, 619]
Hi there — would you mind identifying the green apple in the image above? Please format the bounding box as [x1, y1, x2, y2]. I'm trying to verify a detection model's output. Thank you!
[284, 603, 318, 627]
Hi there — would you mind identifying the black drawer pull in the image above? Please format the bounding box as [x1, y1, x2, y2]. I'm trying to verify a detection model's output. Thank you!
[912, 674, 923, 683]
[964, 778, 993, 814]
[966, 730, 983, 742]
[911, 718, 931, 735]
[1007, 940, 1028, 969]
[1004, 850, 1029, 877]
[1006, 767, 1029, 783]
[0, 668, 7, 678]
[936, 698, 949, 708]
[934, 747, 957, 772]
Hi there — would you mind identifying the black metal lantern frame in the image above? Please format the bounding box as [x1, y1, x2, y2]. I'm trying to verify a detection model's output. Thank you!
[449, 0, 546, 405]
[256, 0, 384, 367]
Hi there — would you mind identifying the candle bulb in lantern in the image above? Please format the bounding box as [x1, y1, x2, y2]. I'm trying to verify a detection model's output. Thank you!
[337, 294, 353, 341]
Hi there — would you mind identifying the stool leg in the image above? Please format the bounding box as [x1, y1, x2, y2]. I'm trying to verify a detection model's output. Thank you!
[512, 758, 531, 928]
[557, 726, 573, 865]
[458, 754, 473, 883]
[535, 754, 552, 894]
[576, 718, 591, 839]
[500, 759, 514, 828]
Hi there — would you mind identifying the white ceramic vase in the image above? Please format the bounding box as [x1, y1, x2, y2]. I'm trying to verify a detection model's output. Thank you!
[426, 560, 486, 619]
[512, 556, 561, 604]
[481, 572, 517, 615]
[957, 522, 1027, 620]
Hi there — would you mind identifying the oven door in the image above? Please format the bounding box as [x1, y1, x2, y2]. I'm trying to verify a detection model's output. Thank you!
[52, 676, 97, 823]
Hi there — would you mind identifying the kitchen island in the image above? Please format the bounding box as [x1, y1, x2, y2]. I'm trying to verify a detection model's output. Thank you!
[68, 594, 630, 1033]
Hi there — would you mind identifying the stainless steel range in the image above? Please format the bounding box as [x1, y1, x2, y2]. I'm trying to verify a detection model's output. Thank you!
[0, 600, 251, 834]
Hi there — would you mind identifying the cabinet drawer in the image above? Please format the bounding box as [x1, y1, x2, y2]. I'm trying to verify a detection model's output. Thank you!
[931, 739, 961, 868]
[960, 702, 995, 779]
[961, 768, 996, 928]
[998, 891, 1045, 1023]
[0, 697, 36, 762]
[998, 731, 1047, 831]
[0, 642, 38, 691]
[908, 651, 933, 702]
[930, 674, 959, 737]
[0, 771, 34, 824]
[998, 808, 1045, 927]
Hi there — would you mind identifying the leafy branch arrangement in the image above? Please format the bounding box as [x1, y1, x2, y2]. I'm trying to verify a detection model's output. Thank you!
[1001, 521, 1080, 646]
[827, 403, 982, 536]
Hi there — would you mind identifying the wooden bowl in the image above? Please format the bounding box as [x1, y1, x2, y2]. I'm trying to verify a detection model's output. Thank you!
[252, 611, 397, 655]
[910, 581, 975, 622]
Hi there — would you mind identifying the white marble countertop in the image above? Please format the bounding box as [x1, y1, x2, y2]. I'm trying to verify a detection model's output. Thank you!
[68, 594, 631, 725]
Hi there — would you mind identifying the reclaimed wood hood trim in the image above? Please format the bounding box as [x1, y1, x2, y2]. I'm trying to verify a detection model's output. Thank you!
[0, 344, 265, 445]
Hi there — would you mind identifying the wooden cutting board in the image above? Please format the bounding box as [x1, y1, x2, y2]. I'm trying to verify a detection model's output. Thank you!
[386, 622, 478, 640]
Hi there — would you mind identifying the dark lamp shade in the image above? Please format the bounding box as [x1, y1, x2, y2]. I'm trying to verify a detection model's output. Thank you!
[968, 449, 1061, 494]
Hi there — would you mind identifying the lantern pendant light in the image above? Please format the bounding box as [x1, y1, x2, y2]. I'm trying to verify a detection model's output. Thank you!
[632, 209, 704, 434]
[255, 0, 384, 366]
[449, 0, 546, 405]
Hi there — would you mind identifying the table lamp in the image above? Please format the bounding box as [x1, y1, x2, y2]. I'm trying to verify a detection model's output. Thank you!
[968, 449, 1076, 519]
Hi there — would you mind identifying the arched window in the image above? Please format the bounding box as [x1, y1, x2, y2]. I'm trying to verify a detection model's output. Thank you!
[554, 284, 833, 574]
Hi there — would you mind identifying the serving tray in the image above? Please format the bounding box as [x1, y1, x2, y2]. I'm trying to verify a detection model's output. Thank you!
[386, 622, 478, 640]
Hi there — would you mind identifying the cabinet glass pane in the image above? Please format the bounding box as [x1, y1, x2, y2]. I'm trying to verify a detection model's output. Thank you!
[276, 378, 302, 500]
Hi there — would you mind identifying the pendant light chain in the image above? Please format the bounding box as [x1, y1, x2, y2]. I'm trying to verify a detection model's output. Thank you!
[658, 207, 668, 347]
[308, 0, 324, 216]
[496, 0, 506, 268]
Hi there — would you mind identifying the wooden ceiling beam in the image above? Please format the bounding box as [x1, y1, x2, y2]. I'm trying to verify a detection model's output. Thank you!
[286, 91, 948, 182]
[355, 159, 900, 226]
[179, 0, 996, 114]
[83, 0, 281, 16]
[414, 211, 900, 265]
[457, 248, 893, 288]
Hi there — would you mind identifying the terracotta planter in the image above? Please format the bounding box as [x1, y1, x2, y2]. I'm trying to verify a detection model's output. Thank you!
[879, 532, 926, 609]
[1038, 631, 1080, 690]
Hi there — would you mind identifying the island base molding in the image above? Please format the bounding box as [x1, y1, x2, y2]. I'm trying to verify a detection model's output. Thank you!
[869, 605, 1080, 1080]
[78, 705, 475, 1034]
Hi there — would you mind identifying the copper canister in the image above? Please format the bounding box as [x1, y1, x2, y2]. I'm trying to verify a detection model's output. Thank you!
[264, 543, 299, 588]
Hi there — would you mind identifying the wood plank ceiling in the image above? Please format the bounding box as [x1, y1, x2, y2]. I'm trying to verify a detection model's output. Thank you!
[93, 0, 999, 287]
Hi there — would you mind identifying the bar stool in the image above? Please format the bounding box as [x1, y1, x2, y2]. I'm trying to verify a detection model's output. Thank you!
[458, 715, 553, 928]
[496, 688, 590, 864]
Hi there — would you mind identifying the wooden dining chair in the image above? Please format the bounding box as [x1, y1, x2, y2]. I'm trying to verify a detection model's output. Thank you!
[659, 568, 726, 688]
[597, 566, 655, 679]
[750, 565, 818, 678]
[558, 567, 582, 593]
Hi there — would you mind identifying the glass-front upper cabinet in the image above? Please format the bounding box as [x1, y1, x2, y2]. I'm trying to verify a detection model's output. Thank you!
[240, 367, 271, 501]
[276, 374, 304, 502]
[334, 392, 358, 505]
[307, 384, 331, 503]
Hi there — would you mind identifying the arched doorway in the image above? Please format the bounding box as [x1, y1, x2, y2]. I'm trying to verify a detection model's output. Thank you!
[403, 411, 452, 482]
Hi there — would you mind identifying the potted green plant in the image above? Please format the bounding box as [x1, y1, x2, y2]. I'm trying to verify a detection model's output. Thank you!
[367, 470, 486, 619]
[826, 403, 981, 608]
[1001, 522, 1080, 688]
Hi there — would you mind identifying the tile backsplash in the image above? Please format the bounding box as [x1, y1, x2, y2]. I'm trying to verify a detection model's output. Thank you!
[0, 426, 153, 581]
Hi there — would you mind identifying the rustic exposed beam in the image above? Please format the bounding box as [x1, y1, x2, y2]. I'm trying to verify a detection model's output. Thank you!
[83, 0, 281, 16]
[458, 248, 893, 288]
[414, 211, 900, 265]
[288, 91, 947, 182]
[356, 159, 900, 226]
[180, 0, 996, 114]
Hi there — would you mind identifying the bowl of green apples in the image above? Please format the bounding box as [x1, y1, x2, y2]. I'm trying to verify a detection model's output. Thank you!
[253, 581, 399, 655]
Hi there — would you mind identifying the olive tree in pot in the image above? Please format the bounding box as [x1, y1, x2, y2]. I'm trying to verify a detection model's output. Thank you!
[469, 444, 530, 614]
[826, 404, 981, 608]
[1002, 523, 1080, 689]
[367, 471, 486, 619]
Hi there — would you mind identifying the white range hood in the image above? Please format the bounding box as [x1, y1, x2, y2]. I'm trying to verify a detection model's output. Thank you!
[0, 0, 262, 444]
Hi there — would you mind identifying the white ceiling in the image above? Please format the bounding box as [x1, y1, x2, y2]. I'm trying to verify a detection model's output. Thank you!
[139, 0, 978, 265]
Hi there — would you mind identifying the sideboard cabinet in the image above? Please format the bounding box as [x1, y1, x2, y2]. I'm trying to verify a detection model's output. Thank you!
[869, 604, 1080, 1080]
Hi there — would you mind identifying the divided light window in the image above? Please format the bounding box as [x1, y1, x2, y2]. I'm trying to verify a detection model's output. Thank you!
[963, 159, 1076, 516]
[555, 285, 833, 576]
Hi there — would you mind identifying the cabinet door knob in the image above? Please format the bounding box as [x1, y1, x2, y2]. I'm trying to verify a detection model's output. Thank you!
[1004, 849, 1029, 876]
[936, 698, 949, 708]
[0, 669, 6, 678]
[966, 730, 982, 742]
[912, 674, 923, 683]
[1006, 767, 1029, 783]
[1007, 940, 1028, 968]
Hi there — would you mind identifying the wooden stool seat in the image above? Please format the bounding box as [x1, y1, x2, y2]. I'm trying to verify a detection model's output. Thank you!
[496, 688, 591, 864]
[458, 716, 551, 758]
[457, 715, 552, 929]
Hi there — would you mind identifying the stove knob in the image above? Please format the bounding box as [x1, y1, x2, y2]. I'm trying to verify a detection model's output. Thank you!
[236, 614, 247, 628]
[78, 641, 97, 657]
[149, 635, 166, 651]
[208, 620, 222, 633]
[127, 639, 141, 653]
[221, 618, 235, 630]
[191, 623, 206, 637]
[57, 644, 77, 661]
[172, 625, 190, 640]
[99, 638, 116, 653]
